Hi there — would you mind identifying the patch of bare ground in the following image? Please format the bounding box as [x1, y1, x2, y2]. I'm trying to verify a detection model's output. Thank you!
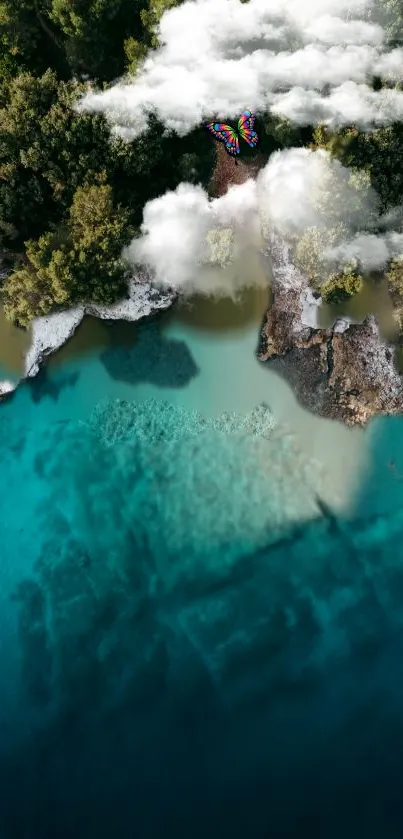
[208, 142, 265, 198]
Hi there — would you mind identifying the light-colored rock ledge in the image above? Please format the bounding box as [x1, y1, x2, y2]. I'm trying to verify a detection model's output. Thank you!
[0, 273, 176, 397]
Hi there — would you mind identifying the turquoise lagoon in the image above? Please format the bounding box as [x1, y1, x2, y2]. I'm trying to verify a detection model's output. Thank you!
[1, 288, 403, 837]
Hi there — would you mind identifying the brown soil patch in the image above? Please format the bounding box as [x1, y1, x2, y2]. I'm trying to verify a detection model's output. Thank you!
[208, 142, 265, 198]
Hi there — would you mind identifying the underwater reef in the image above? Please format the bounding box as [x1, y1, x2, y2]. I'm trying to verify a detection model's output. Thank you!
[1, 396, 403, 836]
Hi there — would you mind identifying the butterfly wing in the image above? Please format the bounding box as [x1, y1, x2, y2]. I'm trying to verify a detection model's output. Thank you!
[205, 122, 240, 157]
[237, 110, 259, 148]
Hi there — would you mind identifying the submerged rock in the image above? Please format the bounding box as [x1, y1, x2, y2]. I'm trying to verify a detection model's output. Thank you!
[259, 232, 403, 427]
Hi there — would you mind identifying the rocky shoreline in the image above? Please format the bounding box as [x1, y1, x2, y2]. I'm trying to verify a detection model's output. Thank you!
[0, 272, 176, 397]
[259, 232, 403, 427]
[2, 231, 403, 428]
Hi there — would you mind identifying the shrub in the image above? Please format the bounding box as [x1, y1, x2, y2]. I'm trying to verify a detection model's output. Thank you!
[321, 271, 363, 305]
[2, 178, 133, 325]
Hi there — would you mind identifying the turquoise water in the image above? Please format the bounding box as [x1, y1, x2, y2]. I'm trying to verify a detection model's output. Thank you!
[1, 292, 403, 837]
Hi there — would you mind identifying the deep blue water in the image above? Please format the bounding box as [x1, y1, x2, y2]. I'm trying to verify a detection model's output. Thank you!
[1, 308, 403, 838]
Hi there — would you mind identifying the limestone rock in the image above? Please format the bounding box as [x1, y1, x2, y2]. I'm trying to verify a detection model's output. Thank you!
[0, 273, 176, 395]
[259, 231, 403, 427]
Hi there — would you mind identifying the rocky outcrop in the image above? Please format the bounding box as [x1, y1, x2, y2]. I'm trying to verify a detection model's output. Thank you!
[259, 232, 403, 427]
[24, 307, 84, 379]
[0, 273, 176, 395]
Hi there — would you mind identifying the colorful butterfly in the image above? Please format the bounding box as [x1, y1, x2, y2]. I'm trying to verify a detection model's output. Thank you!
[205, 110, 259, 162]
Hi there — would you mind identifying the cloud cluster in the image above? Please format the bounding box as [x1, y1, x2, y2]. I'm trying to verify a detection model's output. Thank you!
[324, 231, 403, 271]
[77, 0, 403, 137]
[123, 179, 265, 296]
[76, 0, 403, 295]
[123, 147, 400, 294]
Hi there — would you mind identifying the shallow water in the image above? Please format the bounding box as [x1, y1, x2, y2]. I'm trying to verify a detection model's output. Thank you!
[0, 304, 31, 378]
[1, 287, 403, 838]
[1, 286, 371, 510]
[318, 275, 397, 339]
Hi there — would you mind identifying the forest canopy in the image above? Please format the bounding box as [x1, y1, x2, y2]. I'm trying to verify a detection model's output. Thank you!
[1, 0, 403, 326]
[0, 0, 217, 324]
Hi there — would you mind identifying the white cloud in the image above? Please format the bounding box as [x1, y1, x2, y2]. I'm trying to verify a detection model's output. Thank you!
[122, 179, 264, 295]
[374, 47, 403, 81]
[271, 81, 403, 127]
[75, 0, 403, 292]
[324, 231, 403, 271]
[124, 183, 212, 290]
[123, 147, 400, 295]
[304, 15, 383, 46]
[256, 148, 331, 237]
[76, 0, 403, 137]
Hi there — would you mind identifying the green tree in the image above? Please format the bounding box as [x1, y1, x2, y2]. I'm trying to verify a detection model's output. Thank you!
[2, 178, 133, 326]
[312, 122, 403, 212]
[123, 35, 148, 77]
[0, 0, 217, 326]
[140, 0, 181, 48]
[0, 67, 216, 264]
[49, 0, 145, 80]
[261, 115, 313, 156]
[106, 116, 216, 228]
[386, 257, 403, 306]
[377, 0, 403, 45]
[0, 70, 59, 245]
[321, 270, 363, 305]
[293, 224, 349, 288]
[0, 71, 114, 247]
[0, 0, 148, 81]
[0, 0, 67, 78]
[386, 257, 403, 339]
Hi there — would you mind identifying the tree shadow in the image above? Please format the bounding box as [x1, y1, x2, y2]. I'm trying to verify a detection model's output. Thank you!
[25, 367, 80, 404]
[99, 320, 199, 388]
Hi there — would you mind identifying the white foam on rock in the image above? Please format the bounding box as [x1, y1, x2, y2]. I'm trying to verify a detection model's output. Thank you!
[0, 379, 17, 396]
